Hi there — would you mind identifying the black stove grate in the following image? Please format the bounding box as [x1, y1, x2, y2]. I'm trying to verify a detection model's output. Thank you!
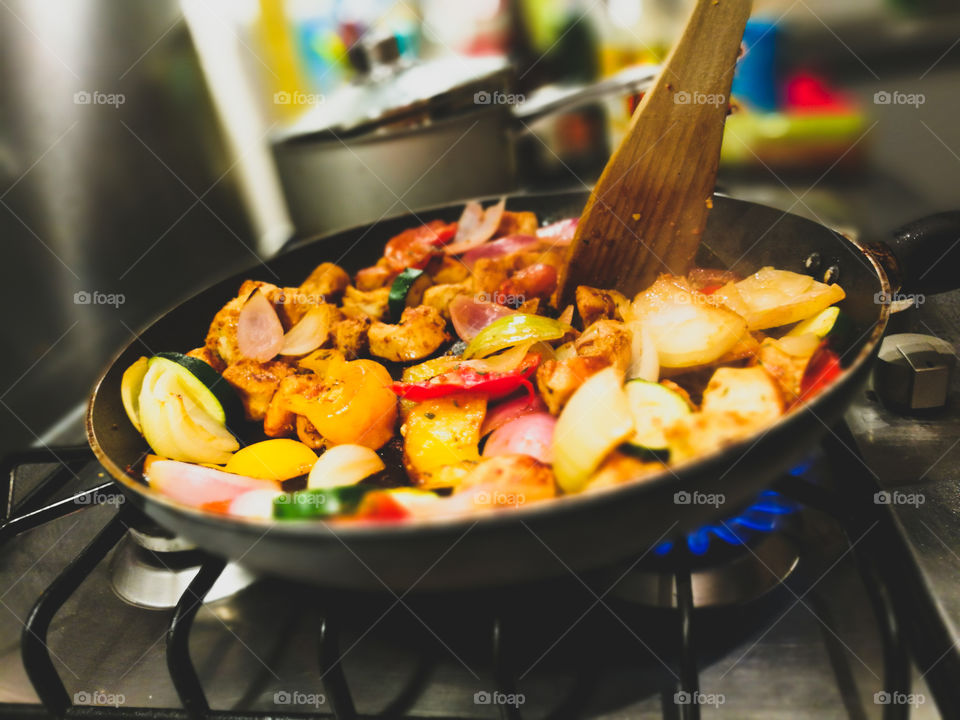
[0, 441, 949, 720]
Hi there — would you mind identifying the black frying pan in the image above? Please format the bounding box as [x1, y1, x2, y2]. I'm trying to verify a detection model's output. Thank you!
[87, 191, 960, 591]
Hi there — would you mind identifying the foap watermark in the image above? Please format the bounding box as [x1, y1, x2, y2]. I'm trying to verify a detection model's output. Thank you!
[475, 291, 526, 307]
[874, 691, 925, 706]
[674, 90, 726, 107]
[674, 490, 725, 508]
[273, 690, 326, 708]
[73, 690, 125, 707]
[274, 90, 325, 107]
[473, 690, 526, 707]
[75, 490, 125, 507]
[474, 90, 525, 105]
[874, 291, 925, 307]
[674, 691, 725, 708]
[474, 490, 526, 507]
[276, 290, 326, 305]
[74, 290, 125, 307]
[874, 490, 925, 507]
[275, 493, 325, 508]
[874, 90, 925, 107]
[74, 90, 125, 108]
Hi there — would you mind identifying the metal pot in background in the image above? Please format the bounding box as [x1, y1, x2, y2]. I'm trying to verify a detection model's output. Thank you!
[271, 36, 658, 238]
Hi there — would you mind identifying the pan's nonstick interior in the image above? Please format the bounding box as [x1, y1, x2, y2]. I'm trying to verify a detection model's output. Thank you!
[88, 192, 886, 590]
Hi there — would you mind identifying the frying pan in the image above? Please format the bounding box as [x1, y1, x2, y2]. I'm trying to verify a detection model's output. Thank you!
[87, 191, 960, 591]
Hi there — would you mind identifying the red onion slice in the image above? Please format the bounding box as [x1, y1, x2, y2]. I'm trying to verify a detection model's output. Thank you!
[444, 197, 506, 255]
[238, 289, 284, 362]
[482, 412, 556, 464]
[146, 460, 277, 508]
[461, 234, 539, 269]
[536, 217, 578, 247]
[481, 393, 547, 437]
[449, 295, 515, 342]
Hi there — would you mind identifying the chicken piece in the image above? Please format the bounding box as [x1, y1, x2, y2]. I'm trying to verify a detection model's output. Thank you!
[536, 355, 610, 415]
[576, 286, 629, 327]
[471, 256, 515, 297]
[584, 451, 664, 493]
[368, 305, 449, 362]
[355, 258, 397, 291]
[275, 286, 337, 328]
[263, 373, 325, 437]
[299, 262, 350, 303]
[186, 346, 225, 373]
[296, 415, 328, 450]
[341, 286, 390, 321]
[428, 255, 471, 284]
[454, 454, 556, 509]
[333, 316, 371, 359]
[422, 280, 473, 319]
[665, 366, 785, 464]
[495, 210, 538, 237]
[758, 335, 820, 402]
[574, 320, 632, 373]
[204, 280, 280, 367]
[221, 359, 295, 422]
[515, 297, 540, 315]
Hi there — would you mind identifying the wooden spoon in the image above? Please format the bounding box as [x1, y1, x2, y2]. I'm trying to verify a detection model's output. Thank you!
[558, 0, 752, 305]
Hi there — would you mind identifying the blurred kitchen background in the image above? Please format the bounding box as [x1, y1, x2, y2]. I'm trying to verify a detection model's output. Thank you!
[2, 0, 960, 458]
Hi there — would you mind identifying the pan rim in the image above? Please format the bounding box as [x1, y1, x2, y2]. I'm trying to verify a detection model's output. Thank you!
[87, 192, 891, 539]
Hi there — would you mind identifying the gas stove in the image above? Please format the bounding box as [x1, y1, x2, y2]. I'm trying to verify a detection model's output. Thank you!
[0, 293, 957, 720]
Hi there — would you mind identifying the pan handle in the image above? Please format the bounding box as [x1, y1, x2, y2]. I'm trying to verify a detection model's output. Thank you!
[882, 211, 960, 296]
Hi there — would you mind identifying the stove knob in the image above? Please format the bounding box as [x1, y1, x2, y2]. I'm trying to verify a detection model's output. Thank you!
[874, 333, 955, 411]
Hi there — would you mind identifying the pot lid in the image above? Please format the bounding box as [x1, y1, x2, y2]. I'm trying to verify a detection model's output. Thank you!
[275, 36, 511, 142]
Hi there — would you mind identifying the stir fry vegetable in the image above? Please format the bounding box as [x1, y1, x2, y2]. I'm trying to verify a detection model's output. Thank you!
[121, 202, 850, 522]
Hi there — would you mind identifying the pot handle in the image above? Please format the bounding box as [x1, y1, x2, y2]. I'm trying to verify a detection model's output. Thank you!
[883, 212, 960, 296]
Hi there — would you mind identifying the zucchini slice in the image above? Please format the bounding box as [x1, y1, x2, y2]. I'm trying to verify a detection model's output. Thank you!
[388, 268, 431, 322]
[786, 306, 840, 339]
[624, 379, 692, 453]
[273, 485, 372, 520]
[151, 352, 242, 426]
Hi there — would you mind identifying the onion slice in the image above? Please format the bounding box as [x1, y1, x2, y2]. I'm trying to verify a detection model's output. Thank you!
[238, 289, 284, 362]
[308, 444, 385, 489]
[483, 412, 556, 464]
[481, 393, 547, 436]
[280, 305, 334, 356]
[627, 322, 659, 382]
[536, 217, 578, 246]
[449, 295, 515, 341]
[145, 460, 278, 508]
[443, 197, 506, 255]
[461, 234, 539, 268]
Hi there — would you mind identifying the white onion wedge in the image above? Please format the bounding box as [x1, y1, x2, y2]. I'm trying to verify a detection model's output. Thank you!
[280, 305, 335, 356]
[626, 322, 659, 382]
[145, 460, 277, 508]
[308, 444, 385, 489]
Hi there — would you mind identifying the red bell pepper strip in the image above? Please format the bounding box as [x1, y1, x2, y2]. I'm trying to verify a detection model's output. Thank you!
[384, 220, 458, 271]
[698, 283, 723, 295]
[800, 346, 842, 398]
[390, 354, 540, 401]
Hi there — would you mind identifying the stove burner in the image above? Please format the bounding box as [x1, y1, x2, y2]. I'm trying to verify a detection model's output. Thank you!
[109, 534, 256, 609]
[608, 530, 800, 607]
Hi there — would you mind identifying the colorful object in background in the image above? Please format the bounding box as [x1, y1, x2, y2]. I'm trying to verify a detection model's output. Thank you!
[730, 18, 779, 112]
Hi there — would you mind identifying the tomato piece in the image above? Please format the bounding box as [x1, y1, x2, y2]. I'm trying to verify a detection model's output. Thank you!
[384, 220, 458, 271]
[355, 491, 410, 520]
[698, 283, 723, 295]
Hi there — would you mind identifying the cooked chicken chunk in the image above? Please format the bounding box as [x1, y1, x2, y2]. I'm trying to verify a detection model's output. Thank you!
[576, 286, 629, 327]
[355, 259, 397, 291]
[341, 286, 390, 321]
[332, 316, 371, 359]
[422, 280, 473, 319]
[222, 359, 295, 422]
[263, 373, 325, 437]
[495, 210, 538, 237]
[368, 306, 449, 362]
[428, 255, 471, 284]
[574, 320, 632, 373]
[536, 355, 610, 415]
[455, 454, 556, 508]
[299, 262, 350, 302]
[584, 451, 664, 493]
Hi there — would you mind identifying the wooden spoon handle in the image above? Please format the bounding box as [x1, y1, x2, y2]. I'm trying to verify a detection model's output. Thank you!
[559, 0, 751, 305]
